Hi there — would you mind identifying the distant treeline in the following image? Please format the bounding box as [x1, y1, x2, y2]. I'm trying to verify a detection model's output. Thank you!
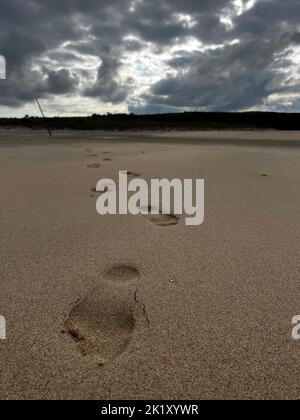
[1, 112, 300, 131]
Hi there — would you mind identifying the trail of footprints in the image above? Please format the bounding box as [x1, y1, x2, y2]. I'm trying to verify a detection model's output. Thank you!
[86, 151, 180, 227]
[64, 153, 180, 364]
[66, 150, 270, 364]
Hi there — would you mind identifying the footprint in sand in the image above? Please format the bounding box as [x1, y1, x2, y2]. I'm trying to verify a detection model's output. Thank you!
[127, 171, 140, 178]
[91, 181, 115, 194]
[104, 265, 140, 285]
[86, 163, 101, 169]
[141, 206, 180, 227]
[62, 265, 141, 365]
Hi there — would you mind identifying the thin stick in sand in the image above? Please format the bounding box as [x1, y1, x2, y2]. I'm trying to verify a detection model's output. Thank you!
[35, 97, 53, 137]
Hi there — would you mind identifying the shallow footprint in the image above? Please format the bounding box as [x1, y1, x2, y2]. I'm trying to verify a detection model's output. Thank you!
[146, 214, 180, 227]
[62, 265, 140, 364]
[142, 206, 180, 227]
[87, 163, 101, 169]
[104, 265, 140, 285]
[127, 171, 140, 178]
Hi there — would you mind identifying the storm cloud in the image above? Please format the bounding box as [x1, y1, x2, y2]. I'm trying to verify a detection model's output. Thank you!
[0, 0, 299, 115]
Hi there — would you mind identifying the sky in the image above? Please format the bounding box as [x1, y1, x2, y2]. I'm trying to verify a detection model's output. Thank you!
[0, 0, 300, 117]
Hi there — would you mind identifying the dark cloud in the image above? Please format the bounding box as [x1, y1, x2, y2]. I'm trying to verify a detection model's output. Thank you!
[84, 56, 130, 104]
[44, 68, 79, 95]
[0, 0, 131, 107]
[145, 39, 284, 111]
[0, 0, 300, 113]
[144, 0, 300, 112]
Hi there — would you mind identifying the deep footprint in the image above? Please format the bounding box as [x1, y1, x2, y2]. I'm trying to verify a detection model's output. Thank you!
[62, 265, 140, 364]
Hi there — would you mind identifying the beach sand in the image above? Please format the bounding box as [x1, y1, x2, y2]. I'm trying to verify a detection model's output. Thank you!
[0, 129, 300, 400]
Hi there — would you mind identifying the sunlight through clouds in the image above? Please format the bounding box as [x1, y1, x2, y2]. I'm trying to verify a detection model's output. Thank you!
[0, 0, 299, 115]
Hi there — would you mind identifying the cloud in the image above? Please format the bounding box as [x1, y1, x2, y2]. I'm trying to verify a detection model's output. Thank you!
[0, 0, 300, 114]
[144, 40, 282, 111]
[84, 55, 131, 104]
[143, 0, 300, 112]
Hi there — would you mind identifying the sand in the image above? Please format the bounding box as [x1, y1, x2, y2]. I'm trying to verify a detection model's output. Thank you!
[0, 128, 300, 400]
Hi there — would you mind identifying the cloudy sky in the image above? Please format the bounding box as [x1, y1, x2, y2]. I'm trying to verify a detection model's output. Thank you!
[0, 0, 300, 117]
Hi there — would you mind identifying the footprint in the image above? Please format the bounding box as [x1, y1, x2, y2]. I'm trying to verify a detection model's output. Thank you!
[146, 214, 180, 227]
[62, 265, 141, 364]
[86, 163, 101, 169]
[103, 158, 114, 162]
[127, 171, 140, 178]
[91, 182, 115, 194]
[142, 206, 180, 227]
